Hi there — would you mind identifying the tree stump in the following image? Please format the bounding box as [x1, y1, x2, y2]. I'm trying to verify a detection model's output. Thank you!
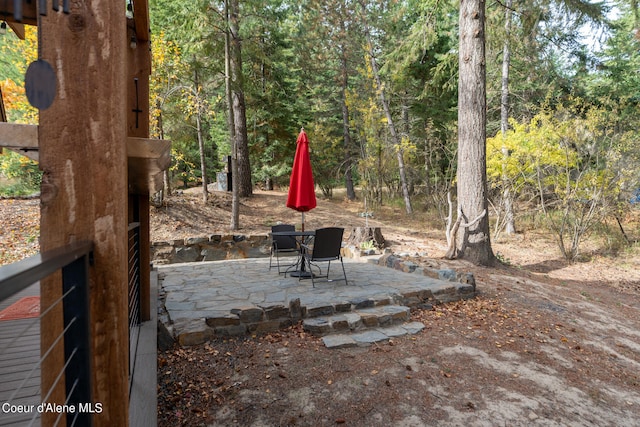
[346, 227, 386, 249]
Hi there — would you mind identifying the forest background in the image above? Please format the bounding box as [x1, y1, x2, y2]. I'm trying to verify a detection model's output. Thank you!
[1, 0, 640, 261]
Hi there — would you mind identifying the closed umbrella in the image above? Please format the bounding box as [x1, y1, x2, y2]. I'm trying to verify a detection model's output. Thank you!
[286, 128, 317, 231]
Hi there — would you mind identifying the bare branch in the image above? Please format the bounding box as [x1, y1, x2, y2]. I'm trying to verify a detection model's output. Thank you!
[445, 198, 487, 260]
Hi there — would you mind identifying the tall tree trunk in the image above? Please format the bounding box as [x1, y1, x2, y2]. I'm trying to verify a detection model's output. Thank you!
[196, 111, 208, 204]
[632, 0, 640, 29]
[260, 38, 274, 191]
[156, 99, 171, 201]
[360, 4, 413, 214]
[229, 0, 253, 198]
[401, 98, 414, 195]
[194, 69, 209, 204]
[456, 0, 495, 265]
[226, 0, 240, 230]
[501, 0, 516, 234]
[340, 44, 356, 201]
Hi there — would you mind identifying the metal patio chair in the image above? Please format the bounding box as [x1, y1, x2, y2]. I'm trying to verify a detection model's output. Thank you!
[269, 224, 299, 274]
[300, 227, 348, 287]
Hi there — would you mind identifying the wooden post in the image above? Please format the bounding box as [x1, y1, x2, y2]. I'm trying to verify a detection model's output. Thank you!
[1, 87, 5, 155]
[127, 0, 152, 321]
[39, 1, 129, 425]
[0, 87, 6, 123]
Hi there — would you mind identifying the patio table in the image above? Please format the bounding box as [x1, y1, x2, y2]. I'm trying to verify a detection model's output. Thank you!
[270, 230, 315, 277]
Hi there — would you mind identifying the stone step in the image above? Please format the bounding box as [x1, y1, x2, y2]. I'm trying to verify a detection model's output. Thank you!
[302, 305, 426, 348]
[321, 321, 425, 349]
[302, 305, 411, 335]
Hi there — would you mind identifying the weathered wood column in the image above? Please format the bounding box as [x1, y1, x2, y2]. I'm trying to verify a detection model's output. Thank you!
[39, 1, 129, 425]
[127, 0, 152, 321]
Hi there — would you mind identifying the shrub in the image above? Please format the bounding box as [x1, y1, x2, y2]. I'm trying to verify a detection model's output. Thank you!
[0, 151, 41, 196]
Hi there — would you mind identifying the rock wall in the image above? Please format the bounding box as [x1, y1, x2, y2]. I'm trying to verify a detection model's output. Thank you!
[151, 235, 378, 264]
[373, 253, 476, 291]
[152, 234, 270, 264]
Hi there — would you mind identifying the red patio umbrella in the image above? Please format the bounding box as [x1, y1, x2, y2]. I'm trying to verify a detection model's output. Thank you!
[286, 128, 317, 231]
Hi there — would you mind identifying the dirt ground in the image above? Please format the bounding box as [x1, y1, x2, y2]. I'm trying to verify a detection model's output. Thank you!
[152, 189, 640, 426]
[2, 190, 639, 426]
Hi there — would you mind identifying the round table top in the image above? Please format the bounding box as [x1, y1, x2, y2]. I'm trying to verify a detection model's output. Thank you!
[270, 230, 315, 237]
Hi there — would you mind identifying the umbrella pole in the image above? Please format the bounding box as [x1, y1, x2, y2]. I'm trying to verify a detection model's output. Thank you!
[300, 211, 308, 274]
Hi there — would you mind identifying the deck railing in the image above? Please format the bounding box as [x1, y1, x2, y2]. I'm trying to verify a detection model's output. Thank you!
[0, 241, 94, 426]
[128, 222, 142, 392]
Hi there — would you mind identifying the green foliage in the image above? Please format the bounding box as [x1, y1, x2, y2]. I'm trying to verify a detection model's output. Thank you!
[360, 239, 376, 251]
[0, 151, 42, 196]
[143, 0, 638, 261]
[495, 252, 512, 266]
[169, 149, 199, 188]
[487, 98, 639, 259]
[0, 27, 38, 123]
[307, 122, 343, 197]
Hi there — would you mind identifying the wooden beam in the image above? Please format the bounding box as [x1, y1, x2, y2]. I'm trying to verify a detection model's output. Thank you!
[126, 1, 153, 335]
[0, 123, 38, 147]
[0, 124, 170, 157]
[0, 87, 5, 154]
[0, 86, 7, 154]
[7, 22, 26, 39]
[0, 1, 38, 26]
[127, 136, 170, 159]
[127, 32, 151, 136]
[0, 123, 39, 160]
[0, 122, 171, 169]
[0, 87, 6, 122]
[39, 1, 129, 425]
[128, 161, 169, 194]
[128, 138, 172, 194]
[133, 0, 150, 42]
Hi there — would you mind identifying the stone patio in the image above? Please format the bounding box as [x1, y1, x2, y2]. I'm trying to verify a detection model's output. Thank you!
[157, 256, 476, 348]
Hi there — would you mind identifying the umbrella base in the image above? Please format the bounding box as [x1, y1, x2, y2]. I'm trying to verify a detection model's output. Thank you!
[289, 270, 314, 278]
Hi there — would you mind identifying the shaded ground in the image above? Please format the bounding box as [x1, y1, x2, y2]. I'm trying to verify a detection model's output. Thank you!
[0, 198, 39, 264]
[2, 191, 639, 425]
[158, 289, 639, 426]
[152, 189, 640, 426]
[150, 189, 639, 294]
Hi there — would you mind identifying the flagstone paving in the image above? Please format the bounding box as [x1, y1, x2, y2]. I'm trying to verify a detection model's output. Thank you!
[157, 257, 476, 347]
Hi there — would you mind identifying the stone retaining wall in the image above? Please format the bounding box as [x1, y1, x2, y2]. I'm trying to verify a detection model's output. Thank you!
[373, 253, 476, 290]
[152, 234, 271, 264]
[154, 238, 478, 347]
[151, 234, 375, 264]
[166, 281, 476, 347]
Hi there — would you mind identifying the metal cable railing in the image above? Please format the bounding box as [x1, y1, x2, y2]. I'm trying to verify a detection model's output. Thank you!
[127, 223, 142, 393]
[0, 241, 93, 427]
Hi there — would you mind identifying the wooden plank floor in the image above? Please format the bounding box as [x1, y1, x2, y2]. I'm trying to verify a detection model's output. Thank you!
[0, 283, 41, 426]
[0, 278, 158, 426]
[129, 271, 158, 427]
